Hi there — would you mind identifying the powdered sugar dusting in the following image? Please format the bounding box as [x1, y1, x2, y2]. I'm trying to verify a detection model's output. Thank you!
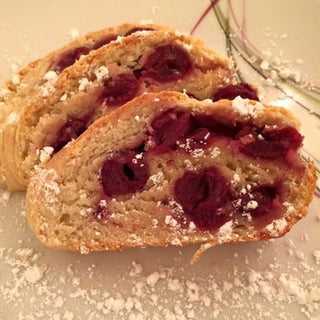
[31, 167, 61, 204]
[78, 78, 91, 91]
[265, 218, 288, 236]
[40, 71, 58, 97]
[217, 221, 234, 242]
[37, 146, 54, 164]
[232, 96, 264, 118]
[24, 264, 46, 284]
[6, 111, 19, 124]
[94, 66, 109, 81]
[0, 88, 10, 98]
[0, 199, 320, 320]
[0, 190, 11, 206]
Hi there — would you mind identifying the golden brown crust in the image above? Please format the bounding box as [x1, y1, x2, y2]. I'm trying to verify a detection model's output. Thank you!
[25, 92, 316, 258]
[0, 23, 174, 187]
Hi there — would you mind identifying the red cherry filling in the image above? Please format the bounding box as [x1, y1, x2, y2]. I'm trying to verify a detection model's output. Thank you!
[238, 126, 302, 160]
[92, 35, 118, 50]
[100, 73, 140, 106]
[192, 114, 240, 138]
[150, 110, 242, 153]
[142, 44, 192, 82]
[212, 83, 259, 102]
[150, 110, 193, 152]
[150, 110, 302, 163]
[238, 185, 281, 226]
[101, 150, 149, 196]
[242, 186, 277, 216]
[52, 46, 91, 73]
[93, 200, 112, 221]
[124, 27, 154, 36]
[51, 118, 87, 151]
[174, 167, 232, 230]
[240, 140, 288, 159]
[262, 126, 303, 149]
[151, 110, 303, 162]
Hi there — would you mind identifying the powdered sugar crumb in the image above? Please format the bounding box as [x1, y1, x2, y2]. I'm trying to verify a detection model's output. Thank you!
[134, 30, 153, 37]
[94, 66, 109, 81]
[78, 78, 91, 91]
[68, 28, 80, 39]
[265, 218, 288, 236]
[31, 167, 61, 205]
[6, 111, 19, 124]
[60, 93, 68, 101]
[0, 190, 11, 206]
[232, 96, 264, 118]
[164, 215, 178, 228]
[231, 173, 241, 186]
[37, 146, 54, 164]
[182, 43, 193, 51]
[40, 71, 58, 97]
[114, 35, 123, 43]
[0, 88, 10, 98]
[24, 264, 46, 284]
[44, 70, 58, 81]
[217, 221, 234, 242]
[11, 74, 20, 85]
[244, 200, 259, 211]
[129, 261, 143, 277]
[313, 250, 320, 264]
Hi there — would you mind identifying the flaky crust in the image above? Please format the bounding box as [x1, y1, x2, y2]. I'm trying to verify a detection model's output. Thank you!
[0, 23, 173, 188]
[25, 92, 316, 260]
[1, 31, 234, 190]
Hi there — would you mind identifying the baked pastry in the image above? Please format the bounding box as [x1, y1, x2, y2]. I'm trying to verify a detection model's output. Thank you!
[25, 92, 316, 262]
[0, 23, 173, 186]
[0, 22, 169, 117]
[1, 30, 234, 190]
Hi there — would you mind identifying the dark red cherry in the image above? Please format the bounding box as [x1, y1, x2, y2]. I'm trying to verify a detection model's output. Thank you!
[239, 126, 302, 160]
[100, 73, 140, 106]
[240, 140, 288, 159]
[240, 185, 278, 217]
[185, 128, 211, 149]
[93, 200, 111, 221]
[92, 35, 118, 50]
[101, 150, 149, 196]
[174, 167, 231, 230]
[239, 185, 281, 226]
[124, 27, 154, 36]
[52, 118, 87, 151]
[151, 110, 193, 152]
[192, 114, 241, 138]
[212, 83, 259, 102]
[263, 126, 302, 149]
[52, 46, 91, 73]
[142, 44, 192, 82]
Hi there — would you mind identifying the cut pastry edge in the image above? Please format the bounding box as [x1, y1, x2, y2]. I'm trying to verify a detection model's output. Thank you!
[25, 92, 316, 260]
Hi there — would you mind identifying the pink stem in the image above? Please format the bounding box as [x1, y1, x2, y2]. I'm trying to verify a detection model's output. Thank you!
[190, 0, 221, 35]
[228, 0, 260, 55]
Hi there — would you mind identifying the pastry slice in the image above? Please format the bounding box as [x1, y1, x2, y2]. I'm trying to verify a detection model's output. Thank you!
[1, 30, 234, 190]
[0, 22, 169, 120]
[0, 23, 172, 186]
[25, 92, 316, 262]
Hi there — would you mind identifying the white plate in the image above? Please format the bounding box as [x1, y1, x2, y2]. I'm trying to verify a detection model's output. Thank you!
[0, 1, 319, 319]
